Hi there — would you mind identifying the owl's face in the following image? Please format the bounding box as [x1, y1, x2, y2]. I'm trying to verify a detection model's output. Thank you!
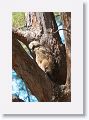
[38, 59, 52, 73]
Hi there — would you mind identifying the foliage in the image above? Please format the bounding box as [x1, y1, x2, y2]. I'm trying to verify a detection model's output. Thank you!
[12, 12, 25, 28]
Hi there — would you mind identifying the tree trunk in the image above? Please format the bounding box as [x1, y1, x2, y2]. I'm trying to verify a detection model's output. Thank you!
[60, 12, 71, 101]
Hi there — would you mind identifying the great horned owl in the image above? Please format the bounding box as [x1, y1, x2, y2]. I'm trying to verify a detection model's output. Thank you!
[29, 41, 67, 102]
[29, 41, 54, 80]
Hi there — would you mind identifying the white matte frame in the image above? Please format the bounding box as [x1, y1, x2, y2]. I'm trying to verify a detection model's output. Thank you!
[0, 0, 83, 114]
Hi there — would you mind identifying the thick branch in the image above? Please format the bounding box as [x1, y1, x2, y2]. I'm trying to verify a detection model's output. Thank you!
[12, 28, 29, 46]
[12, 33, 53, 102]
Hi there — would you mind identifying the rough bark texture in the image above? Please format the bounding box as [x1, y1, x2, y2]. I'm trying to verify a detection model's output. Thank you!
[12, 12, 69, 102]
[60, 12, 71, 101]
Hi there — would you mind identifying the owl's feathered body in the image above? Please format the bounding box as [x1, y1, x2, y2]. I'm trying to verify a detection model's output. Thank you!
[29, 41, 55, 80]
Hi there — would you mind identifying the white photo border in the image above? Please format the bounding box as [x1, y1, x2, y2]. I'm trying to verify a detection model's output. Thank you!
[0, 0, 83, 114]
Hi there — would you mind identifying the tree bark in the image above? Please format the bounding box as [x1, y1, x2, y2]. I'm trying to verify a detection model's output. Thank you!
[60, 12, 71, 101]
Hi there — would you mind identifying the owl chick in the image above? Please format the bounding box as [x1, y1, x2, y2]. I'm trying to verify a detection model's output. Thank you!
[29, 41, 54, 78]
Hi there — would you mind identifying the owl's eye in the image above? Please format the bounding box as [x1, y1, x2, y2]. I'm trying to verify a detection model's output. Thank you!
[40, 60, 42, 63]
